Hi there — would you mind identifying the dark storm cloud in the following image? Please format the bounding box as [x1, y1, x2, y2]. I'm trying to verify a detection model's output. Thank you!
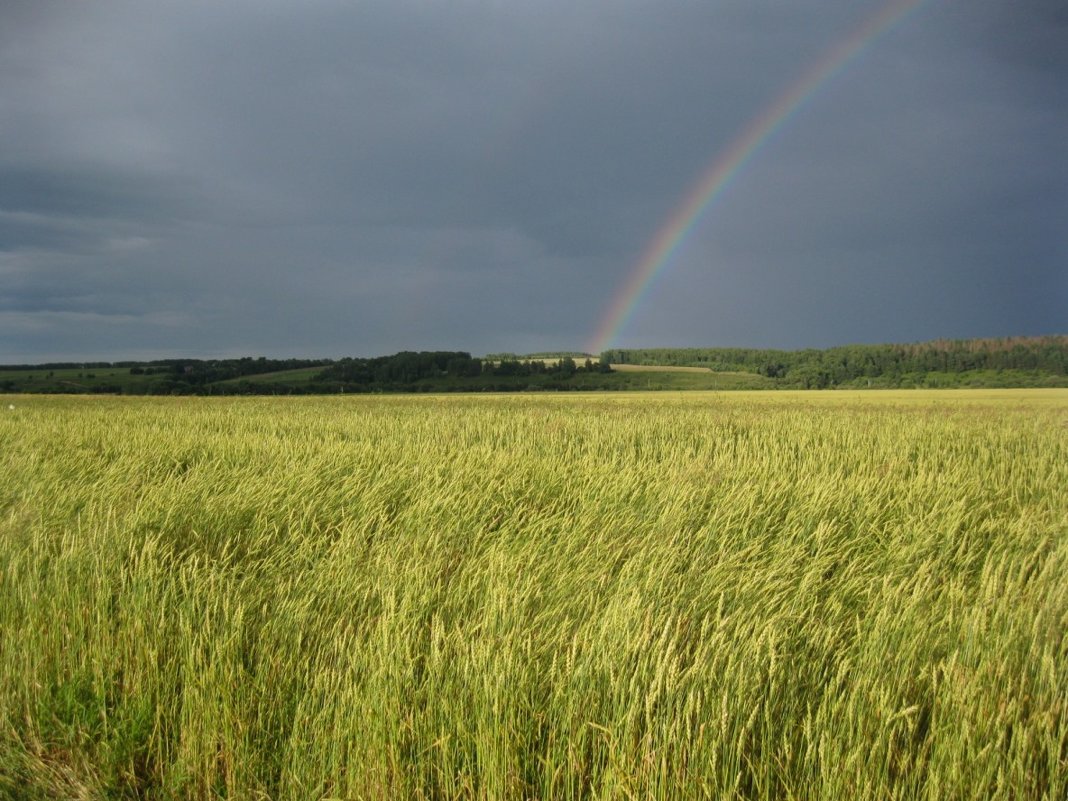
[980, 0, 1068, 77]
[0, 167, 192, 222]
[1, 0, 1064, 360]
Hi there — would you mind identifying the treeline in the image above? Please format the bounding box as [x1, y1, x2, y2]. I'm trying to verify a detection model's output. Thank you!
[0, 352, 616, 396]
[483, 351, 592, 361]
[4, 337, 1066, 394]
[602, 336, 1068, 388]
[317, 351, 610, 392]
[0, 357, 331, 396]
[137, 357, 330, 380]
[0, 357, 329, 377]
[0, 361, 125, 371]
[121, 357, 332, 394]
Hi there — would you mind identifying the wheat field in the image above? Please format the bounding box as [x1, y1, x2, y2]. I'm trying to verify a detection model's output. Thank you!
[1, 391, 1065, 799]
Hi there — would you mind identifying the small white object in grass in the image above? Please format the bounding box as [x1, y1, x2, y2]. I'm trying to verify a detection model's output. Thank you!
[6, 404, 12, 411]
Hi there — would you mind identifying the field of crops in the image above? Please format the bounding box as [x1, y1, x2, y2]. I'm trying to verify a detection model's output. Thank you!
[1, 391, 1066, 799]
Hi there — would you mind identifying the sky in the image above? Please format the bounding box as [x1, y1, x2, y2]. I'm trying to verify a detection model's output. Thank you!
[1, 0, 1065, 361]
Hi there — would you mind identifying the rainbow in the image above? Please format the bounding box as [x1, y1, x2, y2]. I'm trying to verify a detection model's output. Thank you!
[586, 0, 930, 355]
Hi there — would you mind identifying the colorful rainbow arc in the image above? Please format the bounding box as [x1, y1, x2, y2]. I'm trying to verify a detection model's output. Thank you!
[586, 0, 930, 356]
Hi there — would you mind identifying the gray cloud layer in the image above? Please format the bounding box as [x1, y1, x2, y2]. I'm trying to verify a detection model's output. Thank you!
[2, 0, 1065, 360]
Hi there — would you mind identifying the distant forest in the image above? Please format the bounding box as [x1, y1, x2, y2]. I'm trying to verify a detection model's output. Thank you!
[603, 336, 1068, 389]
[318, 352, 609, 391]
[0, 353, 612, 395]
[1, 336, 1065, 394]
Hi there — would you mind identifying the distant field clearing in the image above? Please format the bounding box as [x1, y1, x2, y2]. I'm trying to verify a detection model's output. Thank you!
[609, 362, 713, 373]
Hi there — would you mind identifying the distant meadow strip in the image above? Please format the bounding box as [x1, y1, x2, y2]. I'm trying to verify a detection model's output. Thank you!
[588, 0, 931, 354]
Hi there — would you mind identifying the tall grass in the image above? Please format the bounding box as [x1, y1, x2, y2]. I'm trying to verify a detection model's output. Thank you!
[1, 391, 1065, 799]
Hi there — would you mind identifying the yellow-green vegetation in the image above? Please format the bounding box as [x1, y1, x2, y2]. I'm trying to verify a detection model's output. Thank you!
[1, 391, 1066, 800]
[598, 367, 774, 391]
[213, 366, 327, 386]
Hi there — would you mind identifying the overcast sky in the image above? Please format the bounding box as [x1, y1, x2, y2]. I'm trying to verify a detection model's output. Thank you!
[2, 0, 1065, 360]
